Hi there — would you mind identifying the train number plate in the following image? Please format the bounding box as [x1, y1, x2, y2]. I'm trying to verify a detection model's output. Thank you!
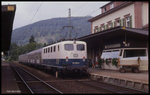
[73, 54, 78, 57]
[72, 62, 79, 64]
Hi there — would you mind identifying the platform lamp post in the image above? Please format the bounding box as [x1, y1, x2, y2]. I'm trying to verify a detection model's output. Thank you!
[122, 27, 130, 47]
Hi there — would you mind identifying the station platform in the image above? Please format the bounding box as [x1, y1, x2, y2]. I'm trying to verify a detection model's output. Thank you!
[1, 62, 21, 94]
[87, 68, 149, 92]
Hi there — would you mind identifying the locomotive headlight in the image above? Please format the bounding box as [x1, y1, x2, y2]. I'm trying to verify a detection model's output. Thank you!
[83, 56, 85, 62]
[66, 56, 68, 62]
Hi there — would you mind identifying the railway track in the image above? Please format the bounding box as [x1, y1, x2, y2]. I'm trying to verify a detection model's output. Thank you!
[10, 62, 146, 94]
[12, 65, 63, 94]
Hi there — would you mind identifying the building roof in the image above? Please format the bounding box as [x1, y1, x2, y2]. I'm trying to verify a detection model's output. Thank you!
[88, 2, 133, 22]
[100, 1, 112, 8]
[78, 26, 148, 40]
[2, 5, 16, 51]
[78, 26, 148, 49]
[27, 48, 42, 55]
[124, 28, 149, 35]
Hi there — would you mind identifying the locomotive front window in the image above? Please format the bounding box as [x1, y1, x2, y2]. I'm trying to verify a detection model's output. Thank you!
[64, 44, 74, 51]
[77, 44, 85, 51]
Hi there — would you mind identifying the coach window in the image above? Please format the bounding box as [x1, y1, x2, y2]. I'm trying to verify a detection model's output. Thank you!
[48, 48, 50, 53]
[64, 44, 74, 51]
[58, 45, 59, 51]
[54, 46, 56, 52]
[51, 47, 52, 52]
[77, 44, 85, 51]
[46, 48, 47, 53]
[49, 47, 51, 53]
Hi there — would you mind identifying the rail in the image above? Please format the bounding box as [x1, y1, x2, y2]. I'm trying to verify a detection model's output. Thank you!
[12, 65, 63, 94]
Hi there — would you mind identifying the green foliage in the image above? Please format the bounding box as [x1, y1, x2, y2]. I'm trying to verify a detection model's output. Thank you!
[29, 35, 35, 43]
[105, 59, 111, 65]
[112, 58, 118, 67]
[43, 43, 47, 47]
[98, 58, 104, 68]
[6, 40, 44, 61]
[8, 43, 19, 61]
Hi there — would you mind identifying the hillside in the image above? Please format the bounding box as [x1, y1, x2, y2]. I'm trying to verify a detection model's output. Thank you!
[11, 16, 92, 45]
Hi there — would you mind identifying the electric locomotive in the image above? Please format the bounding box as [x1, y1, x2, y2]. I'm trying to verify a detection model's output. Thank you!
[19, 40, 88, 74]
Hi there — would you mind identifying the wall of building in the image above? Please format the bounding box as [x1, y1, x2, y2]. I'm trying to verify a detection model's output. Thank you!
[142, 2, 149, 27]
[92, 4, 135, 33]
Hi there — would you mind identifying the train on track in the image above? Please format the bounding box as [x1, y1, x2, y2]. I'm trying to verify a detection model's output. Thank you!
[19, 40, 88, 74]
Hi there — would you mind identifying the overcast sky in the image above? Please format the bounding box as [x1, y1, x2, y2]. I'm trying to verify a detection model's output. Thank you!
[2, 1, 110, 30]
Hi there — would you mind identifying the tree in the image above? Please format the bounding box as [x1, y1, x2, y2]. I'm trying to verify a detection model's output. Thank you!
[8, 43, 19, 61]
[29, 35, 35, 43]
[44, 43, 47, 47]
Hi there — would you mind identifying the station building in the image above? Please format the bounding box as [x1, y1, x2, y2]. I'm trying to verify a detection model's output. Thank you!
[78, 1, 149, 70]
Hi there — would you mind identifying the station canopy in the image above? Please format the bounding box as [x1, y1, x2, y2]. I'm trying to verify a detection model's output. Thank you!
[78, 26, 148, 49]
[2, 5, 16, 51]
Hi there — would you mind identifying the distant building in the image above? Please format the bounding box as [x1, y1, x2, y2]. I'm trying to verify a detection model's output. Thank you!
[88, 1, 149, 33]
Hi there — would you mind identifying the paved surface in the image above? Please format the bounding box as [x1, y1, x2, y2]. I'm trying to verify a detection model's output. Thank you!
[1, 62, 21, 94]
[87, 68, 149, 84]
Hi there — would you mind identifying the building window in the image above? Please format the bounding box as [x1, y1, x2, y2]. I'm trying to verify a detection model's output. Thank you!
[97, 27, 101, 32]
[101, 24, 105, 31]
[124, 14, 132, 27]
[104, 7, 107, 12]
[126, 16, 130, 27]
[110, 3, 114, 9]
[107, 21, 113, 29]
[115, 18, 121, 27]
[94, 26, 98, 33]
[99, 27, 102, 31]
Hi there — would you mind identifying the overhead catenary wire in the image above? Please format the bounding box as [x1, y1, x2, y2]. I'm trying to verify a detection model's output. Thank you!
[30, 3, 42, 24]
